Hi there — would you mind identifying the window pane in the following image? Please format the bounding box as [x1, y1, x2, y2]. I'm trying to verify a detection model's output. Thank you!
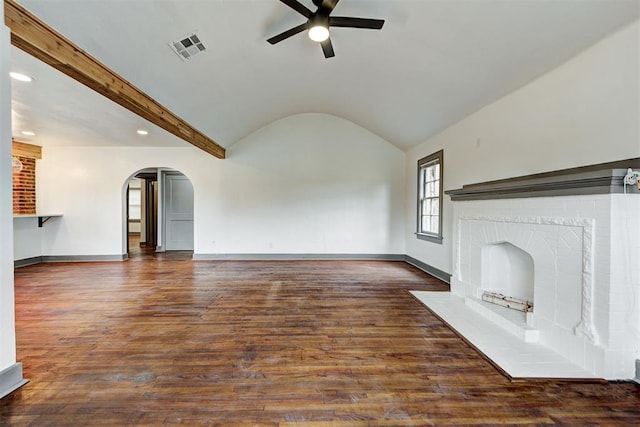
[423, 164, 440, 182]
[426, 165, 436, 181]
[421, 215, 440, 234]
[422, 198, 439, 217]
[421, 216, 431, 233]
[129, 206, 141, 219]
[425, 181, 438, 197]
[431, 216, 439, 233]
[430, 198, 439, 215]
[422, 199, 429, 216]
[129, 189, 141, 205]
[128, 188, 141, 220]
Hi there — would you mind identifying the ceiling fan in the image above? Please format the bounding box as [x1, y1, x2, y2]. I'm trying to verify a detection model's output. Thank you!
[267, 0, 385, 58]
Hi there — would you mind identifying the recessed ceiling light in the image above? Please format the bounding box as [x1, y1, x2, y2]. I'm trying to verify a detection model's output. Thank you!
[137, 129, 149, 135]
[10, 72, 33, 82]
[21, 131, 36, 136]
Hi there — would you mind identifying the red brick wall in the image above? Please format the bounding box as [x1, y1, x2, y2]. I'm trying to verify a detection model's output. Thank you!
[13, 156, 36, 214]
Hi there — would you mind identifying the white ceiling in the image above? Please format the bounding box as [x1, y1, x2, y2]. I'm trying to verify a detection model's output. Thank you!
[9, 0, 640, 151]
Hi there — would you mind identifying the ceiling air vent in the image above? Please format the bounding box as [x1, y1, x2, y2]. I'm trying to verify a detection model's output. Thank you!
[169, 33, 206, 61]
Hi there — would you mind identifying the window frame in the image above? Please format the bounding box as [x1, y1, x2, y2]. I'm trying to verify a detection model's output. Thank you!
[416, 149, 444, 244]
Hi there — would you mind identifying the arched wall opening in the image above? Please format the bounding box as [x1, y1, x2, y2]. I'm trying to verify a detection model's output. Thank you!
[121, 167, 194, 257]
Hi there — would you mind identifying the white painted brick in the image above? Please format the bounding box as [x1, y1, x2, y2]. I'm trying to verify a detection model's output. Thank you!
[592, 312, 609, 335]
[535, 295, 556, 321]
[452, 194, 639, 379]
[611, 350, 637, 379]
[593, 262, 610, 284]
[608, 326, 639, 350]
[555, 286, 582, 330]
[584, 344, 606, 376]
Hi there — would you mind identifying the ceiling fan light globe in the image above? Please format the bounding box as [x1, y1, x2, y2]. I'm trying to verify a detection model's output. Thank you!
[308, 25, 329, 42]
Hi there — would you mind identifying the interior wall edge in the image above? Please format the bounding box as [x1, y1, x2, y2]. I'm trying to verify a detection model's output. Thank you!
[0, 362, 28, 400]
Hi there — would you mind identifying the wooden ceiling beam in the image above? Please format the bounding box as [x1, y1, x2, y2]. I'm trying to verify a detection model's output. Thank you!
[4, 0, 226, 159]
[12, 139, 41, 159]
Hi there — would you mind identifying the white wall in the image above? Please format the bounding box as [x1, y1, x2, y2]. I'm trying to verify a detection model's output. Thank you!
[35, 113, 406, 258]
[406, 21, 640, 274]
[0, 19, 17, 372]
[214, 113, 406, 255]
[13, 217, 42, 260]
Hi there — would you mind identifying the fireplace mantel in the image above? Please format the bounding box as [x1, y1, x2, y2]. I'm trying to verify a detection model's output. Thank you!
[440, 162, 640, 379]
[446, 158, 639, 201]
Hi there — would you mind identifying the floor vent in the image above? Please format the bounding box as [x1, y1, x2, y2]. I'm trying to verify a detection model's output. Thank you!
[169, 33, 206, 61]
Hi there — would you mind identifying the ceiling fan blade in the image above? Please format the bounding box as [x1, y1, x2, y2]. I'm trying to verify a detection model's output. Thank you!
[321, 38, 335, 58]
[329, 16, 385, 30]
[316, 0, 340, 14]
[279, 0, 312, 18]
[267, 23, 308, 45]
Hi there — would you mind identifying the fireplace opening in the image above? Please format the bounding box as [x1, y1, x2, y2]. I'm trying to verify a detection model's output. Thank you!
[480, 242, 535, 309]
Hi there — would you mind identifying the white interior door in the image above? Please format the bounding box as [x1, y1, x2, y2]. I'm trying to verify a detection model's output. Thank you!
[164, 174, 194, 251]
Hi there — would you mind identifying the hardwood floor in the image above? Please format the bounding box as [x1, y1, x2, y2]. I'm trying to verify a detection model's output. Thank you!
[1, 251, 639, 425]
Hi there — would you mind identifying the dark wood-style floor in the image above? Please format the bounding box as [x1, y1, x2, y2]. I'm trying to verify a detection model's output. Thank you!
[1, 238, 639, 425]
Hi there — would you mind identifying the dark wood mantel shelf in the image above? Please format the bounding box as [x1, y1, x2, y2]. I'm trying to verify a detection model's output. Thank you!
[446, 158, 640, 201]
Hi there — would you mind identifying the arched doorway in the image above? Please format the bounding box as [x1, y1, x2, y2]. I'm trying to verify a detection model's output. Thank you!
[122, 168, 194, 258]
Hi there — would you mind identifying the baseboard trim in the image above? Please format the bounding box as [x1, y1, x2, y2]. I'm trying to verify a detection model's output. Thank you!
[404, 255, 452, 284]
[0, 363, 28, 400]
[14, 256, 43, 268]
[193, 253, 406, 261]
[43, 254, 128, 263]
[15, 255, 128, 267]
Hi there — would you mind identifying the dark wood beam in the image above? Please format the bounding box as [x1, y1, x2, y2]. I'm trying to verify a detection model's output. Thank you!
[4, 0, 226, 159]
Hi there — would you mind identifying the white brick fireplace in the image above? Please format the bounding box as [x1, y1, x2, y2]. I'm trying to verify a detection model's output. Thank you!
[444, 166, 640, 380]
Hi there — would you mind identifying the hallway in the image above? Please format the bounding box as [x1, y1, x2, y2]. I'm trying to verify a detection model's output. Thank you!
[127, 234, 192, 262]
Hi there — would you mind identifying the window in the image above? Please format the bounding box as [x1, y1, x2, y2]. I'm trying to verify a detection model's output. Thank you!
[417, 150, 443, 244]
[128, 179, 142, 221]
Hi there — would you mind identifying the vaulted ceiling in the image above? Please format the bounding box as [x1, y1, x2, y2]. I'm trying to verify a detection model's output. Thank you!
[9, 0, 639, 153]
